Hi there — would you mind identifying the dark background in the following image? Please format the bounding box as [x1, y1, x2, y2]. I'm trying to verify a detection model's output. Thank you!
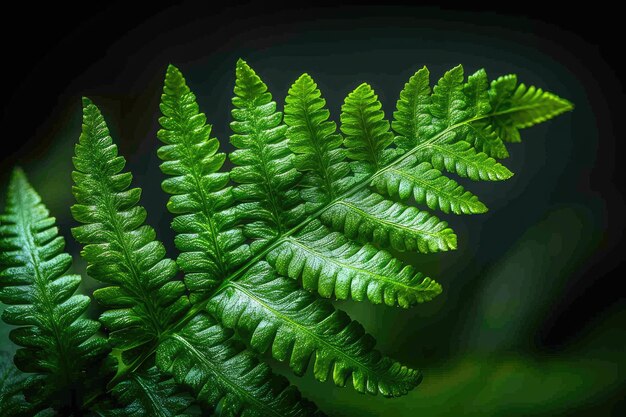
[1, 2, 624, 416]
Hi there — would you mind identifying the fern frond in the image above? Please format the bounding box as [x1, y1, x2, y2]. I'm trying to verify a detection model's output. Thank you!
[0, 169, 107, 408]
[487, 74, 573, 142]
[464, 122, 510, 159]
[230, 59, 304, 251]
[341, 83, 395, 171]
[156, 61, 572, 402]
[322, 191, 457, 252]
[267, 220, 442, 307]
[416, 139, 513, 181]
[284, 73, 350, 208]
[157, 312, 324, 416]
[107, 367, 194, 417]
[392, 67, 431, 150]
[209, 262, 420, 396]
[72, 98, 189, 355]
[371, 156, 487, 214]
[158, 65, 250, 300]
[429, 65, 472, 129]
[0, 351, 31, 416]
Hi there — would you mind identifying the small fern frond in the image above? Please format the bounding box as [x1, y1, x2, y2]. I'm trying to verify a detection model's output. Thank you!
[230, 59, 304, 250]
[158, 65, 250, 300]
[284, 73, 350, 208]
[0, 169, 107, 409]
[72, 98, 189, 356]
[322, 191, 457, 252]
[392, 66, 431, 150]
[371, 156, 487, 214]
[341, 83, 395, 171]
[267, 220, 442, 307]
[415, 139, 513, 181]
[487, 74, 573, 143]
[157, 313, 324, 416]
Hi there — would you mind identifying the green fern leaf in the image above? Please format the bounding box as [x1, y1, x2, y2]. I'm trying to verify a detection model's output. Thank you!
[157, 313, 324, 417]
[392, 67, 431, 150]
[341, 83, 395, 171]
[0, 58, 573, 414]
[158, 64, 250, 300]
[267, 220, 442, 307]
[464, 122, 510, 159]
[107, 367, 194, 417]
[154, 61, 571, 403]
[284, 73, 350, 207]
[488, 74, 573, 142]
[418, 139, 513, 181]
[208, 262, 420, 396]
[371, 156, 487, 214]
[230, 59, 304, 250]
[0, 169, 107, 409]
[322, 191, 457, 252]
[72, 98, 189, 355]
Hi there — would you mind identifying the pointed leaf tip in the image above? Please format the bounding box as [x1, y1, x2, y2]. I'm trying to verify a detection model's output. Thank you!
[8, 167, 30, 196]
[10, 166, 26, 181]
[296, 72, 312, 83]
[166, 63, 182, 77]
[81, 97, 93, 107]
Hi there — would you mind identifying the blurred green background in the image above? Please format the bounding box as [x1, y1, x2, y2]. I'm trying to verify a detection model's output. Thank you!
[1, 3, 624, 416]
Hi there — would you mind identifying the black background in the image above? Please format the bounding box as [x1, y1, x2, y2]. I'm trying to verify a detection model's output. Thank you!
[1, 1, 624, 414]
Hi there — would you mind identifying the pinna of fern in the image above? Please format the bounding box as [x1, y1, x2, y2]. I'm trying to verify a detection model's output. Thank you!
[0, 169, 108, 414]
[0, 57, 572, 416]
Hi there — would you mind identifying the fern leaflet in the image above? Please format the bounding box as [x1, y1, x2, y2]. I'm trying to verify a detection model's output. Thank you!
[0, 169, 107, 411]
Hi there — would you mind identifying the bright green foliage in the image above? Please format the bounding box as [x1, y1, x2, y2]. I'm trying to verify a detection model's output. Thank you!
[341, 83, 395, 171]
[155, 62, 570, 404]
[158, 65, 250, 301]
[229, 59, 304, 251]
[157, 313, 324, 417]
[0, 169, 106, 410]
[107, 367, 194, 417]
[284, 74, 350, 208]
[392, 67, 431, 150]
[371, 156, 487, 214]
[323, 191, 457, 252]
[71, 98, 189, 356]
[209, 262, 420, 396]
[0, 351, 31, 416]
[416, 139, 513, 181]
[268, 220, 441, 307]
[487, 74, 573, 143]
[0, 59, 572, 415]
[77, 95, 322, 416]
